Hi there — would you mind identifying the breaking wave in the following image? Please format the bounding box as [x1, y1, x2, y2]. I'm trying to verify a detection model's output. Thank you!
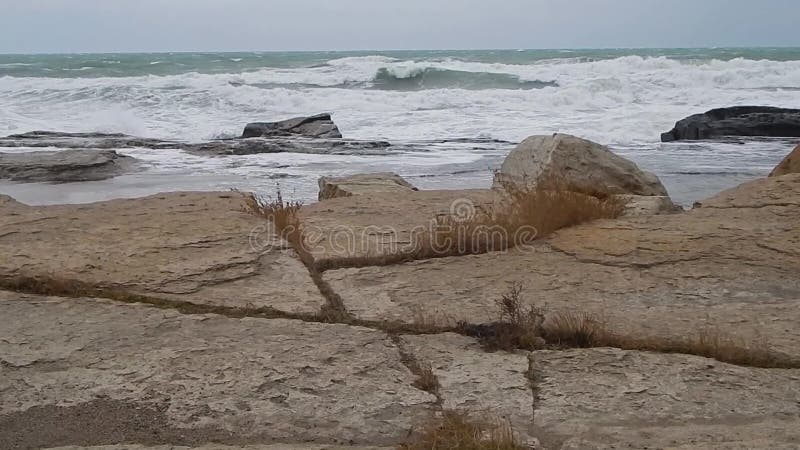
[370, 67, 557, 90]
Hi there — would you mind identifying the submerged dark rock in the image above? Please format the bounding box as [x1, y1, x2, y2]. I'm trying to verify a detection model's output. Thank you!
[182, 138, 393, 156]
[0, 149, 137, 183]
[661, 106, 800, 142]
[242, 113, 343, 139]
[0, 131, 177, 150]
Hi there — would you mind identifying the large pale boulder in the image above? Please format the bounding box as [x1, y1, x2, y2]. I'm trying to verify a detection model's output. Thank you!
[318, 172, 418, 200]
[493, 133, 668, 197]
[242, 113, 342, 139]
[770, 144, 800, 177]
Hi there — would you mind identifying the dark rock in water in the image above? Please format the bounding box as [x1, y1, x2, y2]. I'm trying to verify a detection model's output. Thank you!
[0, 131, 178, 150]
[183, 138, 392, 156]
[0, 149, 136, 183]
[661, 106, 800, 142]
[242, 113, 343, 139]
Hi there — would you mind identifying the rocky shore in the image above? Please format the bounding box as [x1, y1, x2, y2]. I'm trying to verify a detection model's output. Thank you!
[1, 132, 799, 449]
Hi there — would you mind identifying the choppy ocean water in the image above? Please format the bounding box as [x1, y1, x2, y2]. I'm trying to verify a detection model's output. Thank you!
[1, 48, 799, 205]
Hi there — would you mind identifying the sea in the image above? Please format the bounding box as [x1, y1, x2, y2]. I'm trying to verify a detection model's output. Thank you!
[1, 48, 800, 206]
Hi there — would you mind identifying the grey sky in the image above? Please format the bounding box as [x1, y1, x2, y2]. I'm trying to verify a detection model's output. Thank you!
[1, 0, 797, 53]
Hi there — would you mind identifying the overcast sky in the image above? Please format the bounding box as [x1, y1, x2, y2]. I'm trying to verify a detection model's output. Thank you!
[1, 0, 797, 53]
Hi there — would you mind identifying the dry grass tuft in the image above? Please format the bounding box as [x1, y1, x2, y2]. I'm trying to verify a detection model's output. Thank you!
[494, 175, 626, 241]
[461, 284, 800, 369]
[542, 310, 607, 348]
[243, 189, 303, 241]
[400, 411, 525, 450]
[244, 190, 355, 323]
[607, 327, 793, 369]
[245, 175, 625, 275]
[408, 177, 626, 261]
[457, 284, 547, 352]
[412, 362, 441, 395]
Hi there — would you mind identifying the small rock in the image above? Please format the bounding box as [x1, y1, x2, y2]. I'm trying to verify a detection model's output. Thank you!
[242, 113, 343, 139]
[318, 172, 418, 200]
[615, 194, 684, 217]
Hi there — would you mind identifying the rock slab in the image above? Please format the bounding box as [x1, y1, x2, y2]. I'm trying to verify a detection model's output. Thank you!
[0, 292, 435, 448]
[325, 174, 800, 358]
[0, 191, 325, 314]
[318, 172, 418, 201]
[243, 113, 343, 139]
[0, 149, 136, 183]
[771, 144, 800, 177]
[493, 134, 668, 197]
[532, 348, 800, 448]
[661, 106, 800, 141]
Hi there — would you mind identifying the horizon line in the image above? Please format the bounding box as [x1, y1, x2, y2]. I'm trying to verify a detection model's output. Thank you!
[2, 45, 800, 56]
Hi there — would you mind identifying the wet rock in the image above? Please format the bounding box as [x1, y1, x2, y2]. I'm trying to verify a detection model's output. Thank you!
[0, 149, 136, 183]
[0, 292, 434, 447]
[318, 172, 418, 201]
[493, 134, 668, 197]
[0, 129, 403, 157]
[770, 144, 800, 177]
[0, 192, 325, 314]
[0, 131, 177, 149]
[661, 106, 800, 142]
[242, 113, 342, 139]
[182, 137, 393, 156]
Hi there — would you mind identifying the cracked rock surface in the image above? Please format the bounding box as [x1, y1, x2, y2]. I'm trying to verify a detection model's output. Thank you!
[0, 292, 435, 448]
[325, 174, 800, 357]
[0, 191, 325, 314]
[532, 348, 800, 448]
[299, 189, 494, 264]
[2, 171, 800, 448]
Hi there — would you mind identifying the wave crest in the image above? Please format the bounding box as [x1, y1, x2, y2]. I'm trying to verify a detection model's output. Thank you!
[370, 66, 557, 90]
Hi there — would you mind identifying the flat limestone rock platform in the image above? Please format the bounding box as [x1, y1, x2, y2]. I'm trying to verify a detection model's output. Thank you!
[325, 174, 800, 358]
[0, 292, 434, 448]
[0, 192, 325, 314]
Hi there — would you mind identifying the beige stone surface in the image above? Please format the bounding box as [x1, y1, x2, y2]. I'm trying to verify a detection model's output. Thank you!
[298, 189, 494, 264]
[49, 445, 390, 450]
[532, 348, 800, 449]
[318, 172, 417, 201]
[396, 335, 800, 449]
[325, 175, 800, 357]
[616, 194, 683, 216]
[0, 292, 435, 448]
[0, 192, 324, 314]
[770, 144, 800, 177]
[400, 334, 536, 443]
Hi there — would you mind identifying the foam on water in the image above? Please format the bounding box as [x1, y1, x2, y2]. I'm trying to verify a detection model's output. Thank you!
[2, 54, 800, 143]
[1, 49, 799, 205]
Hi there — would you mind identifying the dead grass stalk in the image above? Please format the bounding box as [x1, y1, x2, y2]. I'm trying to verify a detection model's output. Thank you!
[400, 411, 525, 450]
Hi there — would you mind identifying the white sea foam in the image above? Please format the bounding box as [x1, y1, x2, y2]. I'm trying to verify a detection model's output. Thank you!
[1, 55, 800, 146]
